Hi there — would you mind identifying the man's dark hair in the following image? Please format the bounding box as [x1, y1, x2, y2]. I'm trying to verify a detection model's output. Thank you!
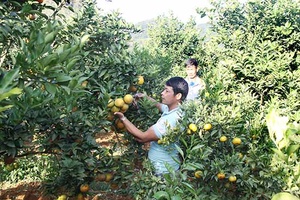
[166, 77, 189, 102]
[185, 58, 198, 68]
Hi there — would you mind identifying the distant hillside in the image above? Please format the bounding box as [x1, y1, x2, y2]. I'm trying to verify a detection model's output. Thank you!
[131, 19, 211, 42]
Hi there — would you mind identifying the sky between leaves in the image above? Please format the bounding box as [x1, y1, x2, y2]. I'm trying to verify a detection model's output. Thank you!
[96, 0, 211, 24]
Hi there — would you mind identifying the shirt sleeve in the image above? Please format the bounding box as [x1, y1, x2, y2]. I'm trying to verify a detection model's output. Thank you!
[153, 117, 168, 138]
[153, 107, 180, 138]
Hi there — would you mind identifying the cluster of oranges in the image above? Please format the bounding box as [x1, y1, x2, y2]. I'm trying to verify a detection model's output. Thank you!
[187, 123, 212, 135]
[194, 170, 237, 183]
[219, 135, 242, 146]
[106, 75, 144, 132]
[107, 94, 134, 131]
[57, 183, 89, 200]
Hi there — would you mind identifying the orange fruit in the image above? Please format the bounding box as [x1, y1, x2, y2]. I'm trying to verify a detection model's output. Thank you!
[219, 135, 227, 142]
[128, 85, 137, 92]
[217, 172, 225, 180]
[157, 139, 163, 145]
[107, 112, 114, 121]
[115, 119, 125, 129]
[58, 194, 67, 200]
[203, 123, 212, 131]
[188, 123, 197, 132]
[137, 75, 144, 85]
[187, 129, 192, 135]
[29, 14, 35, 20]
[105, 173, 113, 182]
[72, 106, 78, 112]
[114, 98, 125, 108]
[229, 175, 237, 182]
[110, 183, 119, 190]
[107, 99, 114, 108]
[120, 103, 129, 112]
[123, 94, 134, 104]
[194, 170, 202, 179]
[111, 106, 120, 113]
[95, 173, 106, 182]
[238, 153, 243, 159]
[81, 80, 88, 88]
[37, 0, 43, 3]
[76, 193, 84, 200]
[79, 183, 89, 193]
[225, 182, 230, 188]
[232, 137, 242, 145]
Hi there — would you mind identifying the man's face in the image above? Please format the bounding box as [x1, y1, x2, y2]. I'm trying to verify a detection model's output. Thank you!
[161, 85, 177, 105]
[186, 65, 198, 79]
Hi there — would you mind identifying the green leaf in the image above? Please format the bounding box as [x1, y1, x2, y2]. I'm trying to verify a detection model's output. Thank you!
[44, 83, 57, 95]
[287, 145, 299, 156]
[0, 105, 14, 112]
[0, 68, 19, 93]
[175, 144, 184, 158]
[271, 148, 287, 162]
[171, 196, 182, 200]
[153, 191, 170, 200]
[56, 75, 72, 83]
[80, 35, 90, 48]
[0, 88, 22, 101]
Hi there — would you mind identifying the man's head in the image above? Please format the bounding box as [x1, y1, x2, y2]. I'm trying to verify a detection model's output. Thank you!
[185, 58, 199, 79]
[163, 77, 188, 104]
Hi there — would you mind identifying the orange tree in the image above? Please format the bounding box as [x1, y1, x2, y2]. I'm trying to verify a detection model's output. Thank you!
[0, 0, 150, 197]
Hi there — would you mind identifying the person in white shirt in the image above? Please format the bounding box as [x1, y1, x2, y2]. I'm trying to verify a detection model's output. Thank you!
[184, 58, 206, 100]
[114, 77, 189, 175]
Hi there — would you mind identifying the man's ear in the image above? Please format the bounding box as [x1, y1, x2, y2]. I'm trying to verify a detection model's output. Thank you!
[176, 93, 182, 101]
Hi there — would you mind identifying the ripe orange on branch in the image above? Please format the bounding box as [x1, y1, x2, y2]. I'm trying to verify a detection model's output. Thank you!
[81, 80, 88, 88]
[203, 123, 212, 131]
[188, 123, 197, 132]
[115, 119, 125, 129]
[95, 173, 106, 182]
[123, 94, 134, 104]
[120, 103, 129, 113]
[114, 98, 125, 108]
[105, 173, 113, 182]
[57, 194, 67, 200]
[232, 137, 242, 145]
[194, 170, 202, 179]
[220, 135, 227, 142]
[128, 85, 137, 92]
[79, 183, 89, 193]
[110, 106, 120, 113]
[217, 172, 225, 180]
[28, 14, 36, 20]
[229, 175, 237, 182]
[137, 75, 144, 85]
[107, 99, 114, 108]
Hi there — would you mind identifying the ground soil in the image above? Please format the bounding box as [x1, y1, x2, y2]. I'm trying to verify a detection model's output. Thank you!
[0, 132, 136, 200]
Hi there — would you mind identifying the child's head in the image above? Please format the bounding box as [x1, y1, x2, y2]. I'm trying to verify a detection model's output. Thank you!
[185, 58, 198, 68]
[185, 58, 199, 79]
